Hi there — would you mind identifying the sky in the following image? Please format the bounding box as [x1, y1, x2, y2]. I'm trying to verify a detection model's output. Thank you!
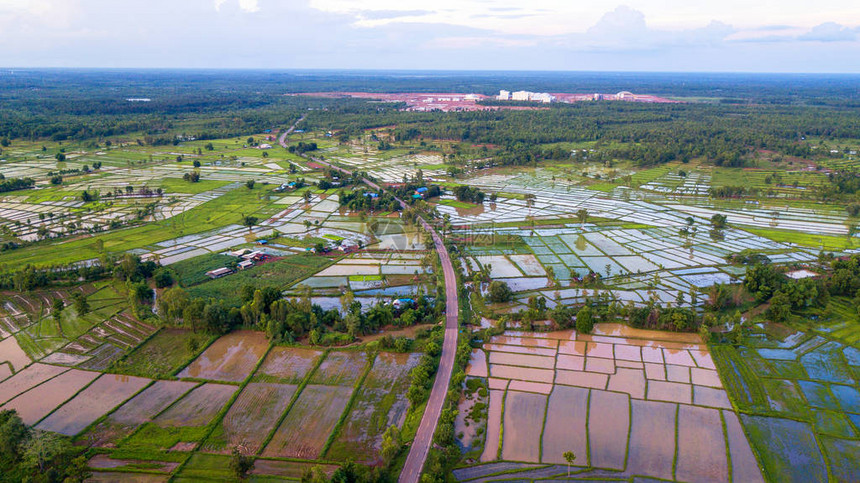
[0, 0, 858, 72]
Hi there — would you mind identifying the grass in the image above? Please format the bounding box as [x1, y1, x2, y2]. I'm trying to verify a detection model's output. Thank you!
[186, 254, 333, 306]
[171, 253, 237, 287]
[158, 178, 231, 195]
[119, 422, 209, 454]
[709, 344, 769, 412]
[110, 328, 212, 379]
[435, 199, 479, 209]
[585, 182, 617, 192]
[743, 227, 854, 251]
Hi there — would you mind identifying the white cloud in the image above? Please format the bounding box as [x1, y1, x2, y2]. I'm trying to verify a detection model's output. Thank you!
[799, 22, 857, 42]
[214, 0, 260, 13]
[238, 0, 259, 13]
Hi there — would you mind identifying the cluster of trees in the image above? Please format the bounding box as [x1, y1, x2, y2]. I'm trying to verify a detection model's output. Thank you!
[710, 186, 759, 198]
[1, 263, 110, 291]
[338, 188, 402, 213]
[452, 185, 485, 203]
[0, 177, 35, 193]
[159, 283, 438, 344]
[0, 410, 90, 483]
[287, 141, 318, 154]
[741, 254, 860, 323]
[183, 171, 201, 182]
[305, 99, 860, 169]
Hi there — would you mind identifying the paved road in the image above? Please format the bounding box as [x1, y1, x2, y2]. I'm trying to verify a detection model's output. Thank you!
[279, 123, 459, 481]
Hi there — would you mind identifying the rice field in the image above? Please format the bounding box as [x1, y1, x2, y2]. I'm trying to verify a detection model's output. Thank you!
[455, 323, 764, 482]
[711, 323, 860, 481]
[326, 352, 421, 463]
[202, 382, 297, 454]
[36, 373, 151, 435]
[177, 330, 269, 382]
[262, 384, 354, 459]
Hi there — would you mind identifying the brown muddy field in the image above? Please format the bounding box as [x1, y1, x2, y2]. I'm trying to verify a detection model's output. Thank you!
[461, 322, 764, 482]
[0, 362, 67, 404]
[540, 385, 588, 465]
[37, 374, 150, 435]
[676, 405, 729, 483]
[255, 347, 323, 384]
[154, 383, 237, 427]
[328, 352, 420, 463]
[627, 399, 676, 480]
[465, 349, 488, 377]
[262, 384, 353, 459]
[501, 391, 546, 462]
[309, 351, 368, 386]
[588, 389, 629, 469]
[205, 382, 297, 454]
[0, 336, 31, 372]
[3, 369, 99, 424]
[85, 379, 198, 446]
[178, 330, 269, 382]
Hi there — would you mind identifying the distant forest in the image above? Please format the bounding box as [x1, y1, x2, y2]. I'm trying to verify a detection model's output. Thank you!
[1, 69, 860, 169]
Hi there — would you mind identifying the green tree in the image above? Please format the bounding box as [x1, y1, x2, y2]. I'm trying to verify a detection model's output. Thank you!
[0, 409, 29, 465]
[302, 465, 329, 483]
[229, 447, 254, 480]
[576, 305, 594, 334]
[563, 450, 576, 476]
[153, 268, 174, 288]
[767, 291, 792, 322]
[73, 293, 89, 316]
[22, 430, 70, 472]
[246, 180, 255, 190]
[710, 213, 728, 229]
[51, 298, 64, 322]
[132, 282, 154, 304]
[242, 215, 258, 232]
[576, 208, 589, 224]
[487, 281, 513, 303]
[380, 424, 402, 465]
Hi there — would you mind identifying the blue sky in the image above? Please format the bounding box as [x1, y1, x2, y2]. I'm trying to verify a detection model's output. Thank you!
[1, 0, 858, 72]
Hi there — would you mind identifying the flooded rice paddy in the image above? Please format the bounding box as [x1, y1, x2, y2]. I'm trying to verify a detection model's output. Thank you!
[177, 330, 269, 382]
[457, 323, 764, 482]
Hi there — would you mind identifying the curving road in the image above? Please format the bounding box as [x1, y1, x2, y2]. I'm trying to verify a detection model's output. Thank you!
[279, 124, 459, 481]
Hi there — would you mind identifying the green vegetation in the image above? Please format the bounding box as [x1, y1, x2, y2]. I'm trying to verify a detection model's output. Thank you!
[110, 328, 211, 378]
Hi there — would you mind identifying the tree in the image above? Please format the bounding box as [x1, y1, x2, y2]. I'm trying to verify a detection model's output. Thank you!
[576, 305, 594, 334]
[51, 298, 64, 322]
[0, 409, 29, 465]
[153, 268, 174, 288]
[242, 215, 258, 232]
[767, 291, 792, 322]
[22, 430, 70, 472]
[229, 447, 254, 480]
[302, 466, 329, 483]
[487, 281, 513, 303]
[158, 286, 189, 323]
[73, 293, 89, 316]
[710, 213, 728, 229]
[563, 450, 576, 477]
[380, 424, 402, 465]
[576, 208, 588, 224]
[246, 180, 255, 190]
[132, 282, 154, 304]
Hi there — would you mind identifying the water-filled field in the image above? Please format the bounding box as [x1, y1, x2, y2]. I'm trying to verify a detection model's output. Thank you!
[456, 323, 764, 482]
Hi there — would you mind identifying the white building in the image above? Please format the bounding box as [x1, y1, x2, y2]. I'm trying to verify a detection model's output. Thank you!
[497, 90, 511, 100]
[532, 92, 555, 103]
[511, 90, 531, 101]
